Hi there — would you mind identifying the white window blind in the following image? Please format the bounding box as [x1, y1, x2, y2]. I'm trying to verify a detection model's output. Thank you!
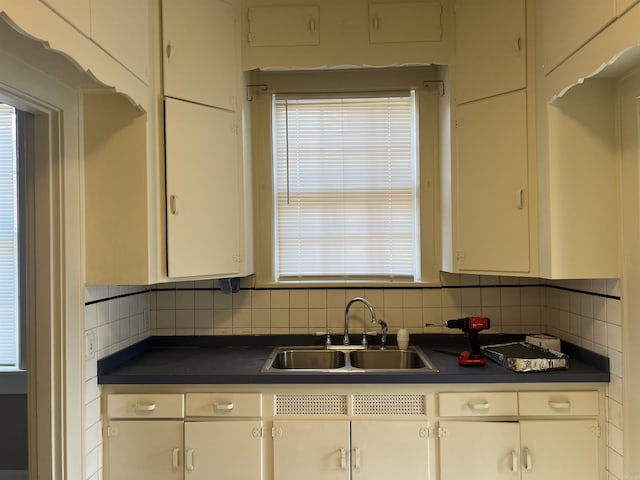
[0, 104, 19, 370]
[273, 92, 418, 280]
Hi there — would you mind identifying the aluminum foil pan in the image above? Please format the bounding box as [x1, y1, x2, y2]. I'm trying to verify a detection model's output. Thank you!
[481, 341, 569, 372]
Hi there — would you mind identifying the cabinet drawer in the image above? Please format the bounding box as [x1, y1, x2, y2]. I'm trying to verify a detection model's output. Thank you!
[519, 391, 599, 416]
[186, 393, 262, 417]
[439, 392, 518, 417]
[106, 394, 184, 419]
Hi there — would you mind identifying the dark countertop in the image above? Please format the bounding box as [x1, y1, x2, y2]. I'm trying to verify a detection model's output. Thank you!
[97, 334, 610, 385]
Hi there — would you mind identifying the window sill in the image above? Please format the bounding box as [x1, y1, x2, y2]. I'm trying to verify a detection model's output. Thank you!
[255, 279, 443, 289]
[0, 371, 27, 394]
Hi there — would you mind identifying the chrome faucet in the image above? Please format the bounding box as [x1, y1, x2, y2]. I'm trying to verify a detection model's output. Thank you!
[343, 297, 380, 348]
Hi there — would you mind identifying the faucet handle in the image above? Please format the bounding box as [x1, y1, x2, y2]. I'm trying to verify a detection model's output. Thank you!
[361, 332, 368, 348]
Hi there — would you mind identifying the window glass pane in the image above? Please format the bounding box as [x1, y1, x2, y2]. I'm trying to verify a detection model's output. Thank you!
[273, 93, 418, 280]
[0, 104, 19, 369]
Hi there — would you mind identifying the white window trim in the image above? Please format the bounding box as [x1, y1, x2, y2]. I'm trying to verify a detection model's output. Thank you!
[250, 67, 441, 287]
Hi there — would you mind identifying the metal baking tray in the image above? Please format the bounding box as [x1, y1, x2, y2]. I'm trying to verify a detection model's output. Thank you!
[481, 341, 569, 372]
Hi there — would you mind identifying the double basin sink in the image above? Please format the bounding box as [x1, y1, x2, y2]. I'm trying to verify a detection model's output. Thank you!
[262, 345, 438, 373]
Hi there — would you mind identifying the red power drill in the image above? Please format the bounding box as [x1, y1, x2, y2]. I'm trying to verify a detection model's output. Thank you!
[426, 317, 491, 366]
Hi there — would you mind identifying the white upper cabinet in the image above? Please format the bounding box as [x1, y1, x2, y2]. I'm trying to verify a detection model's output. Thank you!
[162, 0, 238, 111]
[90, 0, 153, 83]
[368, 2, 442, 44]
[455, 90, 530, 273]
[455, 0, 526, 104]
[164, 98, 241, 278]
[40, 0, 90, 34]
[539, 0, 615, 73]
[248, 5, 320, 46]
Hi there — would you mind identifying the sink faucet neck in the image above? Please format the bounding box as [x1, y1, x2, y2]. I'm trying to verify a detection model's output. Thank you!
[343, 297, 378, 346]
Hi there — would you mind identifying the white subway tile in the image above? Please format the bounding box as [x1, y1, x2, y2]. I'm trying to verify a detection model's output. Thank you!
[175, 290, 195, 309]
[383, 289, 404, 308]
[233, 289, 252, 309]
[422, 288, 442, 307]
[402, 289, 423, 308]
[327, 289, 346, 308]
[271, 290, 291, 309]
[289, 290, 309, 308]
[308, 289, 327, 308]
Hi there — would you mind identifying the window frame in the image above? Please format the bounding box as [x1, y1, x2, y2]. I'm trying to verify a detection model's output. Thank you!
[250, 67, 442, 287]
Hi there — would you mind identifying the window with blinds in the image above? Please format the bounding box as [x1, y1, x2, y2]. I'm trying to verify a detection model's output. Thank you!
[273, 92, 419, 280]
[0, 104, 19, 370]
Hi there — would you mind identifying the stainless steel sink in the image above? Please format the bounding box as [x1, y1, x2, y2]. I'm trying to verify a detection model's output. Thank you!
[261, 345, 437, 372]
[269, 349, 346, 369]
[350, 348, 428, 369]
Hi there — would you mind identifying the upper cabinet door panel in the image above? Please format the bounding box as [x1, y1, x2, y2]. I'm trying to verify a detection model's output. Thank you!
[369, 2, 442, 44]
[165, 98, 240, 278]
[456, 90, 530, 273]
[455, 0, 526, 104]
[248, 6, 320, 46]
[540, 0, 615, 73]
[163, 0, 238, 111]
[90, 0, 152, 83]
[41, 0, 90, 34]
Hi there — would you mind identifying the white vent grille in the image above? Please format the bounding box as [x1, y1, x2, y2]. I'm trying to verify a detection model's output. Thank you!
[274, 394, 347, 415]
[352, 394, 426, 415]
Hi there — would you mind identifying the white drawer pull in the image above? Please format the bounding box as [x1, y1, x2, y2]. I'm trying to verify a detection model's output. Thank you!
[340, 448, 348, 470]
[467, 400, 490, 411]
[186, 448, 195, 471]
[214, 401, 234, 412]
[548, 400, 571, 409]
[524, 447, 532, 471]
[134, 402, 156, 413]
[172, 448, 180, 470]
[511, 450, 519, 473]
[353, 447, 361, 470]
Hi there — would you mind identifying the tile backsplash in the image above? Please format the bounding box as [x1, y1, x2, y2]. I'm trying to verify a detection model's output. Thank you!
[149, 274, 545, 337]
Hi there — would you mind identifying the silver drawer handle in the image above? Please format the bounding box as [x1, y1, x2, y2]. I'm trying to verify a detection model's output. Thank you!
[214, 401, 234, 412]
[134, 402, 156, 413]
[548, 400, 571, 409]
[467, 400, 490, 411]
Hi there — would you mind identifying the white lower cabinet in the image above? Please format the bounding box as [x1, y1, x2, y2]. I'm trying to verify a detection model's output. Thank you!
[107, 420, 183, 480]
[439, 419, 599, 480]
[184, 421, 263, 479]
[106, 393, 263, 480]
[104, 388, 604, 480]
[438, 390, 601, 480]
[272, 420, 430, 480]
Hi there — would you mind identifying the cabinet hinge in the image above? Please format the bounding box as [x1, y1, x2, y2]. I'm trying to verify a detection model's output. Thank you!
[252, 427, 263, 438]
[455, 119, 464, 128]
[591, 425, 601, 438]
[272, 427, 283, 438]
[455, 250, 465, 260]
[106, 425, 117, 438]
[437, 426, 447, 438]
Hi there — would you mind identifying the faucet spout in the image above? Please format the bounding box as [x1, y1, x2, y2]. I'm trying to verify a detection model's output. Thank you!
[343, 297, 378, 346]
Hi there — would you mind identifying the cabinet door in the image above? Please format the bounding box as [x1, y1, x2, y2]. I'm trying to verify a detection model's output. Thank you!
[455, 90, 530, 273]
[106, 420, 183, 480]
[455, 0, 525, 104]
[520, 420, 599, 480]
[185, 421, 263, 480]
[162, 0, 237, 111]
[351, 421, 429, 480]
[248, 6, 320, 46]
[165, 98, 240, 278]
[439, 421, 520, 480]
[368, 2, 442, 44]
[272, 420, 350, 480]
